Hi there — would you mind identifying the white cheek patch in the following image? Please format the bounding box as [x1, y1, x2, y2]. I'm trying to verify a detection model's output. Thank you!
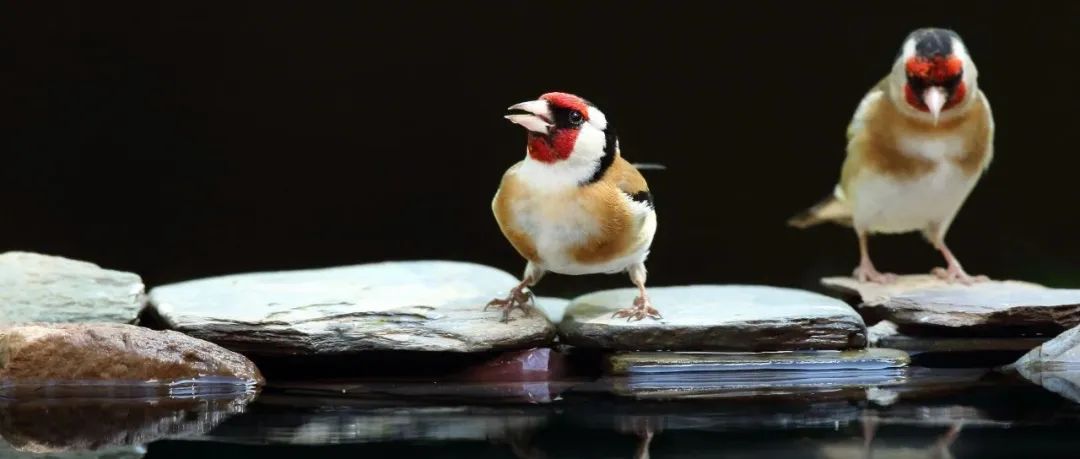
[516, 125, 609, 191]
[950, 38, 979, 87]
[587, 107, 608, 131]
[572, 126, 607, 163]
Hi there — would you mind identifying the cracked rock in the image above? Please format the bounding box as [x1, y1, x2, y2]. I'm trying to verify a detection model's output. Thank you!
[144, 261, 556, 356]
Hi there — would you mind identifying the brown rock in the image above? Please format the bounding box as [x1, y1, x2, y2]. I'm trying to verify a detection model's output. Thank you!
[822, 275, 1080, 336]
[455, 348, 569, 382]
[0, 324, 263, 385]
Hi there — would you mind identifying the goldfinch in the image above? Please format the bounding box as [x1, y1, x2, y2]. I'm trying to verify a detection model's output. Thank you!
[789, 28, 994, 284]
[489, 92, 659, 322]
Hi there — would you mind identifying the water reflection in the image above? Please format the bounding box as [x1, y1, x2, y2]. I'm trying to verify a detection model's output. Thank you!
[0, 392, 254, 458]
[1014, 367, 1080, 404]
[208, 395, 549, 445]
[4, 372, 1080, 458]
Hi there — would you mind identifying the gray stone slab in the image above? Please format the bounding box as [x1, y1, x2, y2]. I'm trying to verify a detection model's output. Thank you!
[607, 348, 909, 375]
[559, 285, 866, 351]
[147, 260, 556, 355]
[0, 252, 145, 326]
[823, 275, 1080, 335]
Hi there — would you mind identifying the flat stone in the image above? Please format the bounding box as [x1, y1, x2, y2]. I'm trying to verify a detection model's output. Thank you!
[558, 285, 866, 351]
[823, 275, 1080, 336]
[607, 348, 909, 375]
[878, 335, 1047, 354]
[1011, 324, 1080, 371]
[0, 252, 145, 325]
[146, 261, 556, 356]
[0, 324, 263, 392]
[605, 369, 908, 400]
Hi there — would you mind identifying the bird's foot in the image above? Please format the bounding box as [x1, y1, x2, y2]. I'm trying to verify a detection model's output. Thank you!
[932, 266, 988, 285]
[853, 264, 897, 284]
[485, 285, 534, 323]
[611, 296, 662, 322]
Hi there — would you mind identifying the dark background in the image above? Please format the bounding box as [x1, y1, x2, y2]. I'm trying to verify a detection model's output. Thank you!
[4, 1, 1079, 296]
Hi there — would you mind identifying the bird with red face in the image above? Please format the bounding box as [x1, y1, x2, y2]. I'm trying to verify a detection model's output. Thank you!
[489, 92, 659, 322]
[790, 28, 994, 284]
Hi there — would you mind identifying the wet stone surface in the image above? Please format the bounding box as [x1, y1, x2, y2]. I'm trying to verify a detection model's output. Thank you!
[823, 275, 1080, 336]
[0, 252, 145, 326]
[145, 260, 557, 356]
[606, 348, 910, 375]
[559, 285, 867, 351]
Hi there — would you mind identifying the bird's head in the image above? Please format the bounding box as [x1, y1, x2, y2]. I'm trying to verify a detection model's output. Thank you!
[890, 28, 979, 124]
[505, 92, 615, 167]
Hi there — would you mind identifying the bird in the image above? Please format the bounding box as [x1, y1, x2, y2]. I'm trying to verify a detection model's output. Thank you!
[789, 28, 994, 284]
[488, 92, 659, 322]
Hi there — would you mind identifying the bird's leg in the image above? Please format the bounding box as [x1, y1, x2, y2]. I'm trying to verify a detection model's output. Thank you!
[485, 263, 544, 322]
[631, 418, 656, 459]
[931, 240, 987, 284]
[611, 263, 662, 321]
[932, 422, 963, 454]
[853, 230, 896, 283]
[861, 413, 879, 453]
[485, 278, 535, 322]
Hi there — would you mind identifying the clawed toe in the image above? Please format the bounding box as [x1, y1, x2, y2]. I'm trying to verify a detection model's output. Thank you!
[485, 288, 534, 322]
[932, 267, 988, 285]
[611, 297, 662, 322]
[853, 266, 896, 284]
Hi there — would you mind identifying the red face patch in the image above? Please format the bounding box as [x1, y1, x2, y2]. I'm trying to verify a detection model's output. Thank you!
[527, 130, 580, 163]
[540, 92, 590, 120]
[525, 92, 590, 163]
[903, 55, 967, 112]
[905, 55, 963, 82]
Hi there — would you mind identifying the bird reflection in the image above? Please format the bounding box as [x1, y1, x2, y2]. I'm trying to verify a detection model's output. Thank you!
[858, 414, 963, 459]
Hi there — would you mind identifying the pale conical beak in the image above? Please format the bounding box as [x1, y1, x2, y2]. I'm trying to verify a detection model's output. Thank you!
[923, 86, 947, 125]
[504, 100, 552, 134]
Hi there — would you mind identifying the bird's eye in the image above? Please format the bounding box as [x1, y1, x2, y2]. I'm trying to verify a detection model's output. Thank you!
[568, 111, 584, 125]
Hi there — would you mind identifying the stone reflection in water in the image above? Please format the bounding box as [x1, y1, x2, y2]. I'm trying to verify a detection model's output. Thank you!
[208, 395, 549, 447]
[1014, 368, 1080, 403]
[1009, 324, 1080, 404]
[0, 393, 254, 456]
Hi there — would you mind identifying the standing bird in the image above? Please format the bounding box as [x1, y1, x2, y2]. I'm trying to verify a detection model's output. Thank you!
[789, 28, 994, 284]
[489, 92, 659, 322]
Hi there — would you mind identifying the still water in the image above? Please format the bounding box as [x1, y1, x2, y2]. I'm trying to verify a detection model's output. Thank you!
[3, 366, 1080, 458]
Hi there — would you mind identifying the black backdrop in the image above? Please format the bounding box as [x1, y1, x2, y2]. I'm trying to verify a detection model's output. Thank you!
[4, 1, 1079, 296]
